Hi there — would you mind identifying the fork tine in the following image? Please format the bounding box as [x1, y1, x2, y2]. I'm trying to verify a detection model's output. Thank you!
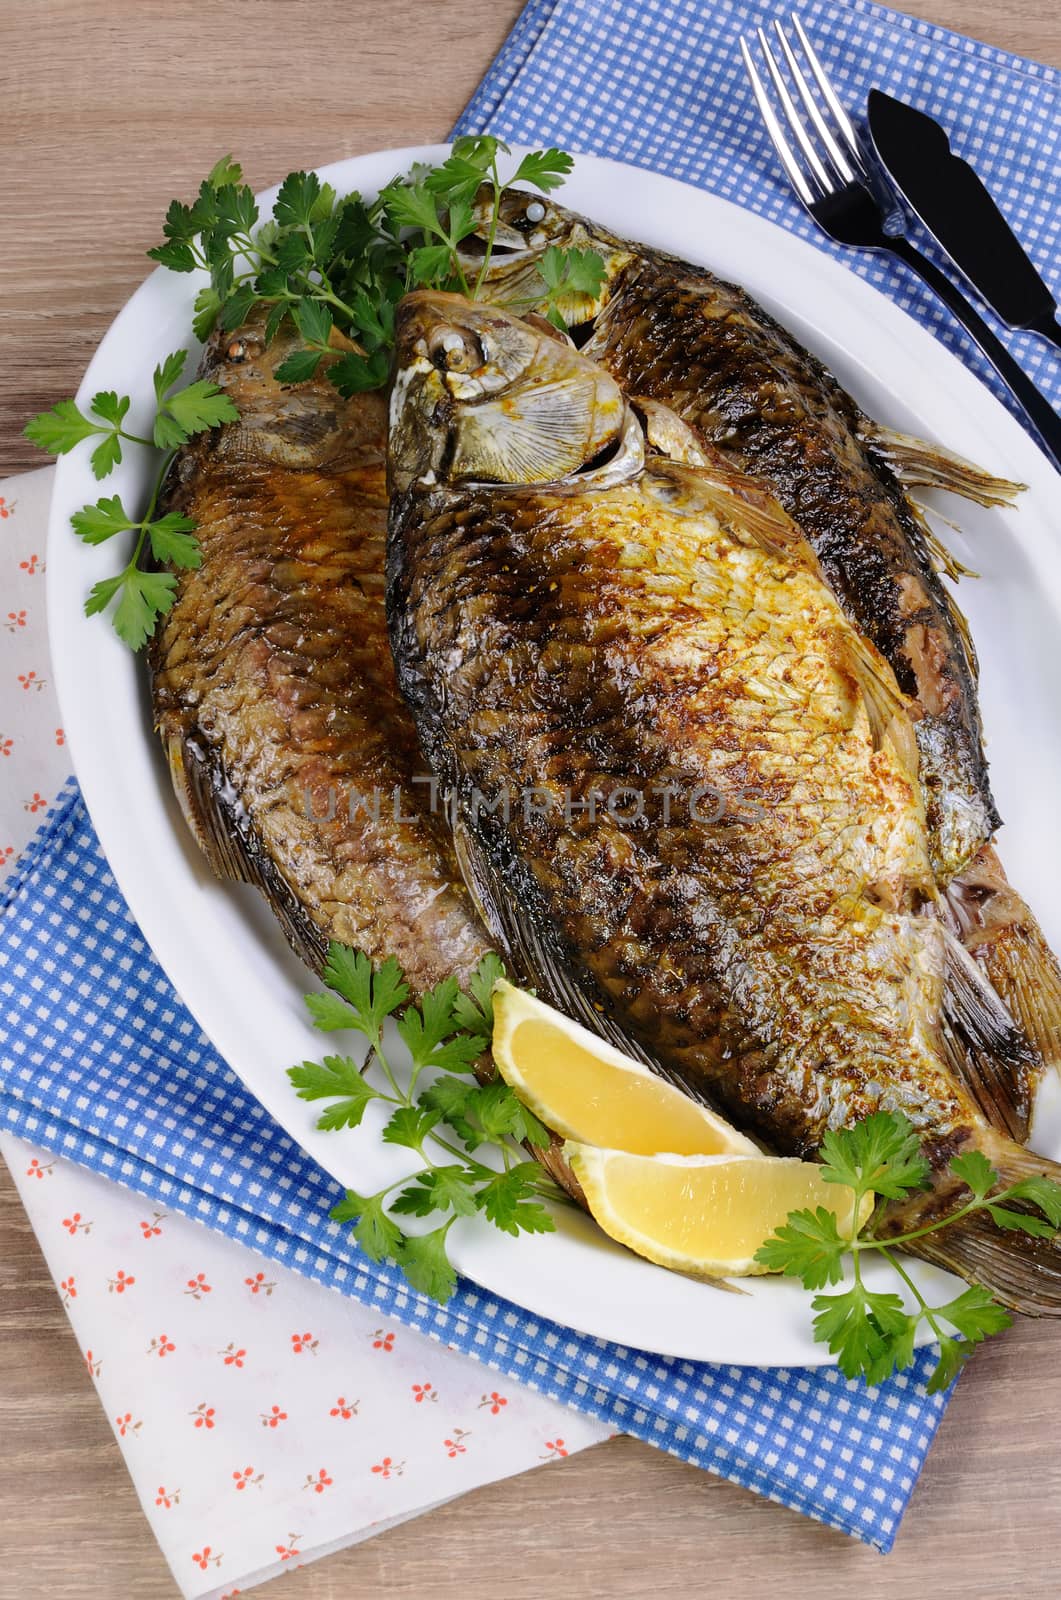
[739, 35, 815, 206]
[754, 28, 832, 194]
[772, 19, 856, 183]
[789, 13, 867, 175]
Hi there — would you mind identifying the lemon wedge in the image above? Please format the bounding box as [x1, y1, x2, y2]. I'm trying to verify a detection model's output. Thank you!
[491, 979, 759, 1157]
[564, 1144, 872, 1279]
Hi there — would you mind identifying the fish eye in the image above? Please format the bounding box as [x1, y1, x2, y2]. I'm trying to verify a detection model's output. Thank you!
[429, 327, 483, 373]
[525, 200, 546, 224]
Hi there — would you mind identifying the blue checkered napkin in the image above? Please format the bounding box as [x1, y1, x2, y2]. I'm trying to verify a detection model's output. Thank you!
[455, 0, 1061, 428]
[1, 784, 950, 1551]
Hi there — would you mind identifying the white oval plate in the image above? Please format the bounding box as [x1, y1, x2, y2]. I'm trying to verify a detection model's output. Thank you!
[47, 147, 1061, 1365]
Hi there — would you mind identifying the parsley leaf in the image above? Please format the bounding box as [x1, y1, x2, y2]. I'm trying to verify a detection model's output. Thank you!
[153, 378, 238, 449]
[511, 148, 575, 191]
[398, 1225, 458, 1303]
[392, 1166, 480, 1219]
[71, 495, 137, 545]
[288, 1055, 381, 1131]
[86, 567, 178, 651]
[381, 1105, 442, 1151]
[818, 1111, 931, 1201]
[754, 1206, 847, 1289]
[476, 1164, 554, 1236]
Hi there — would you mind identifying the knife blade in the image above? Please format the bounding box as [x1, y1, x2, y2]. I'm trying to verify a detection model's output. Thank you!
[866, 89, 1061, 350]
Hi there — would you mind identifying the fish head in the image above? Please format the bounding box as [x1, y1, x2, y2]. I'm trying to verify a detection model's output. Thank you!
[389, 291, 642, 493]
[193, 313, 385, 470]
[457, 185, 634, 328]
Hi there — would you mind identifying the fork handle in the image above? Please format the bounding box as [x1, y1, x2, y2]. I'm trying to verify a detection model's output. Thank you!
[887, 235, 1061, 474]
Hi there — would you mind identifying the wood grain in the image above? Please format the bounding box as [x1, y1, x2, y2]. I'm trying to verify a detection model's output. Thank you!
[2, 2, 1060, 1597]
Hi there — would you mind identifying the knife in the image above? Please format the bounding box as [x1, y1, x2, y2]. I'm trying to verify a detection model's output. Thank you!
[867, 89, 1061, 352]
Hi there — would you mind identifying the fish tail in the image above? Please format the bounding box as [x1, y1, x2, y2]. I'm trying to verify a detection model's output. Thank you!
[975, 917, 1061, 1080]
[862, 423, 1025, 506]
[946, 845, 1061, 1082]
[940, 924, 1036, 1142]
[907, 1138, 1061, 1316]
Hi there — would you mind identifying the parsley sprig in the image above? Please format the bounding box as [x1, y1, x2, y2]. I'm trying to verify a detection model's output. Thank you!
[755, 1111, 1061, 1392]
[26, 140, 603, 650]
[26, 348, 236, 648]
[290, 944, 559, 1303]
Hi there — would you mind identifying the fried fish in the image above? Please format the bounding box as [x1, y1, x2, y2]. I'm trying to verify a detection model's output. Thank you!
[149, 314, 493, 993]
[386, 292, 1061, 1312]
[464, 190, 1061, 1094]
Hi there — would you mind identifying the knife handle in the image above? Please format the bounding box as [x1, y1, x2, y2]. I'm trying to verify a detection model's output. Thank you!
[888, 235, 1061, 474]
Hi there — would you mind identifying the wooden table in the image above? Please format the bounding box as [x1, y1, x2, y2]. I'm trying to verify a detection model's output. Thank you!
[3, 2, 1060, 1595]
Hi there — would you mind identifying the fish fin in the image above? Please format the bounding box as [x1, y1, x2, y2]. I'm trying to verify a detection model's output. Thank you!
[450, 815, 661, 1067]
[653, 457, 817, 568]
[909, 1137, 1061, 1315]
[940, 925, 1035, 1142]
[946, 847, 1061, 1079]
[842, 630, 921, 779]
[633, 397, 709, 465]
[165, 731, 327, 972]
[862, 423, 1025, 507]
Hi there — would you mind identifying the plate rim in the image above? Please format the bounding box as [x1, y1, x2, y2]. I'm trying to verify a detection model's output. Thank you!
[45, 144, 1061, 1365]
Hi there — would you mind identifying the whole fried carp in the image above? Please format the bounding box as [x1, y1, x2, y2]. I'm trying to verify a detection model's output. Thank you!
[386, 292, 1061, 1312]
[463, 190, 1061, 1098]
[149, 315, 492, 993]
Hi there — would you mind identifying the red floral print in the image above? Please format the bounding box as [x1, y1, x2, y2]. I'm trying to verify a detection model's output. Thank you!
[329, 1396, 358, 1419]
[23, 791, 46, 813]
[0, 846, 12, 867]
[6, 610, 27, 631]
[232, 1466, 264, 1492]
[370, 1456, 404, 1479]
[84, 1349, 102, 1379]
[303, 1468, 333, 1494]
[220, 1343, 246, 1368]
[59, 1275, 76, 1306]
[412, 1382, 438, 1404]
[245, 1271, 275, 1296]
[54, 726, 64, 746]
[20, 555, 39, 576]
[0, 736, 12, 758]
[17, 671, 46, 692]
[147, 1332, 175, 1357]
[291, 1330, 318, 1355]
[115, 1412, 142, 1438]
[444, 1427, 471, 1457]
[275, 1535, 302, 1561]
[108, 1269, 135, 1294]
[139, 1212, 166, 1238]
[371, 1328, 395, 1352]
[260, 1405, 287, 1429]
[541, 1437, 569, 1460]
[155, 1486, 181, 1509]
[190, 1403, 217, 1430]
[191, 1547, 222, 1572]
[61, 1211, 91, 1236]
[25, 1157, 53, 1178]
[184, 1272, 211, 1299]
[0, 497, 14, 519]
[479, 1391, 508, 1414]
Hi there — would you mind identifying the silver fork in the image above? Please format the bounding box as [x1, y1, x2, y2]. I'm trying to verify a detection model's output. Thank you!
[740, 15, 1061, 473]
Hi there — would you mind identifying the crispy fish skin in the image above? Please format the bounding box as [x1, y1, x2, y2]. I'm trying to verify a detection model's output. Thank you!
[149, 317, 493, 992]
[467, 190, 1002, 885]
[468, 190, 1061, 1093]
[387, 293, 1061, 1311]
